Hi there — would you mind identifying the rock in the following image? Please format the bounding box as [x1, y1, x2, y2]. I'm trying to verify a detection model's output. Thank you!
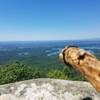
[0, 79, 99, 100]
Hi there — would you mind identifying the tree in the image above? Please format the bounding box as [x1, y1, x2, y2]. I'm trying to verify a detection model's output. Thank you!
[47, 70, 68, 80]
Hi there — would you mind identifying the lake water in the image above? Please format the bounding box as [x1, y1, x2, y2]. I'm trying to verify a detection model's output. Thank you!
[45, 40, 100, 56]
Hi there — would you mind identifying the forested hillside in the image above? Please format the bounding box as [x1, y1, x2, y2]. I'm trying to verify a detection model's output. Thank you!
[0, 40, 100, 84]
[0, 61, 85, 85]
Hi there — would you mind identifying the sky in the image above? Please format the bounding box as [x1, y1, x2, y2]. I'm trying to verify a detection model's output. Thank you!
[0, 0, 100, 41]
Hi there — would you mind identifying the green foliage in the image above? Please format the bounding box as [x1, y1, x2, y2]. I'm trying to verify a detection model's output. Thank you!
[47, 70, 68, 80]
[0, 61, 86, 85]
[0, 61, 41, 84]
[63, 66, 85, 81]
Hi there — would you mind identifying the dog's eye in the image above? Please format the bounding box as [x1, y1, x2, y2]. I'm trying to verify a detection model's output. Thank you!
[78, 55, 85, 60]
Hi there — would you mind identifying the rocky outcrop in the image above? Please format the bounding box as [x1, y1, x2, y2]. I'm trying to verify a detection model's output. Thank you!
[0, 79, 99, 100]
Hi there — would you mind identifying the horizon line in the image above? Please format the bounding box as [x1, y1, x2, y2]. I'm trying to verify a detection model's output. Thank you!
[0, 38, 99, 42]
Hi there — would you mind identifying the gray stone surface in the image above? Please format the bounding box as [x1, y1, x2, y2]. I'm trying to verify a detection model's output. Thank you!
[0, 78, 100, 100]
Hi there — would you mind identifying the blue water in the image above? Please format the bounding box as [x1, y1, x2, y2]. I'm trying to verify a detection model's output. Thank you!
[45, 40, 100, 56]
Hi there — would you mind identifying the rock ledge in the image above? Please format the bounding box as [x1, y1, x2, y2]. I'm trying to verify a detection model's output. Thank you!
[0, 78, 99, 100]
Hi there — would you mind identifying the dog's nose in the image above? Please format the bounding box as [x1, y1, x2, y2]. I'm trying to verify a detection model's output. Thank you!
[59, 52, 63, 61]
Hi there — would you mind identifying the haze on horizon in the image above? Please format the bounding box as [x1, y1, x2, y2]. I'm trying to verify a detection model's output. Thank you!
[0, 0, 100, 41]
